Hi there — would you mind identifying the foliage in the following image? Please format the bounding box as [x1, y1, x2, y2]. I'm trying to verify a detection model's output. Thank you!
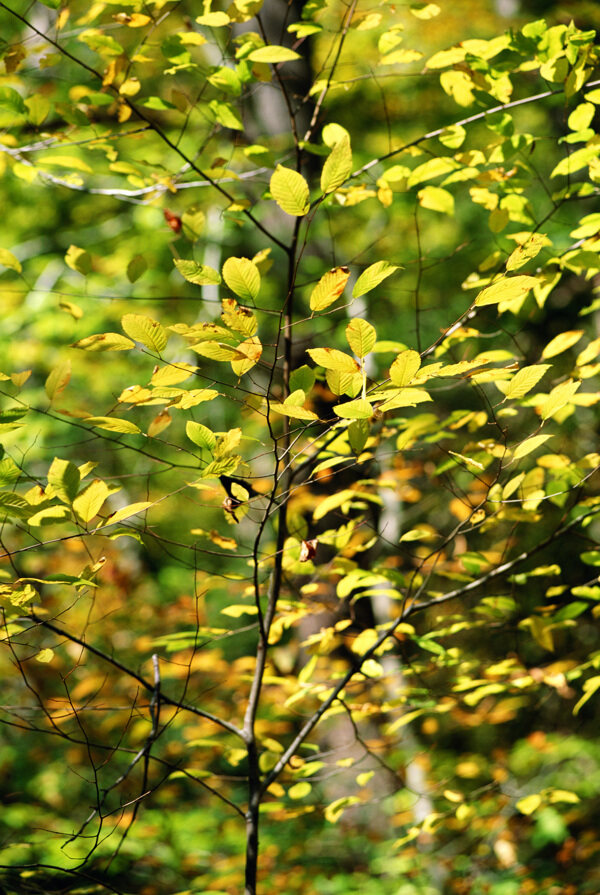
[1, 1, 600, 893]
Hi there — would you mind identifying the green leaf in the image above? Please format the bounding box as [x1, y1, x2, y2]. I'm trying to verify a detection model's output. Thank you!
[222, 257, 260, 301]
[73, 333, 134, 351]
[247, 46, 301, 63]
[289, 365, 315, 393]
[474, 275, 538, 307]
[186, 421, 216, 452]
[127, 255, 147, 283]
[321, 134, 352, 194]
[209, 100, 243, 131]
[346, 318, 376, 358]
[348, 418, 369, 454]
[0, 87, 26, 115]
[121, 314, 168, 353]
[353, 261, 400, 298]
[85, 417, 142, 435]
[0, 248, 22, 273]
[539, 379, 581, 421]
[309, 267, 350, 311]
[174, 259, 222, 285]
[270, 165, 310, 216]
[506, 233, 547, 271]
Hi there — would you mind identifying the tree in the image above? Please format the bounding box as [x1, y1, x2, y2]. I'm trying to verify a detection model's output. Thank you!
[1, 2, 600, 893]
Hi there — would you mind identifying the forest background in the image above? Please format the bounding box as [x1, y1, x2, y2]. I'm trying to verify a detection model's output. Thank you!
[1, 0, 600, 894]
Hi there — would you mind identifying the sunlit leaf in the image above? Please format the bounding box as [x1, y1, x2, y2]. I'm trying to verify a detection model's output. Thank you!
[321, 134, 352, 194]
[270, 165, 310, 216]
[346, 318, 376, 358]
[353, 261, 400, 298]
[309, 267, 350, 311]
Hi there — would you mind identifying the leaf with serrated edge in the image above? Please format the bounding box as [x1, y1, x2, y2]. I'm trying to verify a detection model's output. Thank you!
[270, 165, 310, 216]
[321, 134, 352, 194]
[85, 417, 141, 434]
[346, 318, 376, 358]
[309, 267, 350, 311]
[174, 259, 221, 285]
[307, 348, 358, 373]
[390, 350, 421, 386]
[353, 261, 399, 298]
[121, 314, 168, 353]
[540, 380, 581, 421]
[248, 45, 301, 63]
[475, 275, 538, 307]
[186, 421, 216, 451]
[73, 333, 134, 351]
[502, 365, 551, 400]
[222, 257, 260, 301]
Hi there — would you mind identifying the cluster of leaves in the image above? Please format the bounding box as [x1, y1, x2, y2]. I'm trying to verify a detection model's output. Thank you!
[1, 1, 600, 893]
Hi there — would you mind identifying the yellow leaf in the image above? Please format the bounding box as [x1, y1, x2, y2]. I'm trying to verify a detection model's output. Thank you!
[418, 185, 454, 215]
[73, 333, 134, 351]
[247, 45, 301, 63]
[353, 261, 400, 298]
[73, 479, 111, 523]
[475, 275, 538, 307]
[333, 398, 373, 419]
[513, 434, 552, 460]
[222, 256, 260, 301]
[306, 348, 358, 373]
[321, 134, 352, 194]
[501, 364, 551, 400]
[539, 379, 581, 421]
[506, 233, 548, 271]
[121, 314, 168, 353]
[541, 330, 584, 359]
[390, 349, 421, 386]
[150, 363, 197, 386]
[0, 248, 22, 273]
[147, 409, 172, 437]
[346, 318, 376, 358]
[270, 165, 310, 216]
[85, 416, 141, 434]
[231, 335, 262, 376]
[221, 299, 257, 335]
[288, 782, 312, 800]
[102, 501, 153, 526]
[309, 267, 350, 311]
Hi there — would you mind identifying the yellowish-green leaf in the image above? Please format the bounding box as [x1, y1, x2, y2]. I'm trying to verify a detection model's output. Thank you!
[222, 256, 260, 301]
[390, 349, 421, 386]
[85, 416, 142, 435]
[150, 363, 197, 387]
[73, 479, 111, 523]
[121, 314, 168, 353]
[551, 146, 600, 178]
[321, 134, 352, 194]
[247, 45, 301, 63]
[270, 402, 318, 420]
[541, 330, 583, 359]
[506, 233, 547, 271]
[35, 648, 54, 663]
[501, 364, 551, 400]
[127, 254, 147, 283]
[186, 421, 216, 452]
[513, 434, 552, 460]
[324, 796, 361, 823]
[0, 248, 22, 273]
[191, 341, 241, 361]
[174, 259, 222, 285]
[410, 3, 440, 19]
[270, 165, 310, 216]
[309, 267, 350, 311]
[48, 458, 80, 503]
[378, 387, 432, 411]
[539, 379, 581, 421]
[102, 501, 153, 526]
[353, 261, 400, 298]
[65, 244, 91, 275]
[221, 298, 257, 335]
[333, 398, 373, 419]
[573, 675, 600, 715]
[516, 793, 542, 815]
[41, 155, 93, 173]
[418, 185, 454, 215]
[45, 360, 71, 402]
[307, 348, 359, 373]
[288, 781, 312, 800]
[195, 11, 230, 25]
[475, 276, 538, 307]
[346, 318, 376, 358]
[73, 333, 134, 351]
